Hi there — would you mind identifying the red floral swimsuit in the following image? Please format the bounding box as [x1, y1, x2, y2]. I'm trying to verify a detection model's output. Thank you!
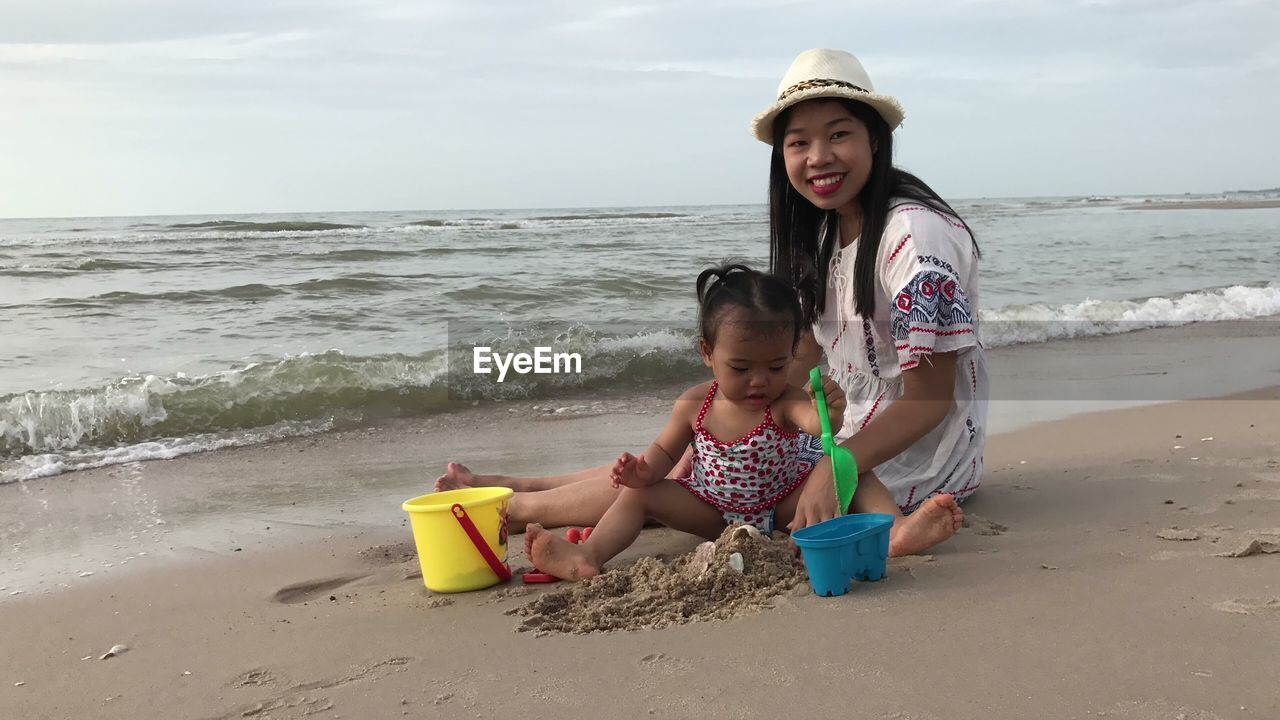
[675, 382, 818, 532]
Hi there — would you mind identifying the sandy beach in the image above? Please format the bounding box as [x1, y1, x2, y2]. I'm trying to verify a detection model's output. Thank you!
[3, 320, 1279, 719]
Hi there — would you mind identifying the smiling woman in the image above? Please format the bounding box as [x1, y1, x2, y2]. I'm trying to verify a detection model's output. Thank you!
[756, 50, 984, 543]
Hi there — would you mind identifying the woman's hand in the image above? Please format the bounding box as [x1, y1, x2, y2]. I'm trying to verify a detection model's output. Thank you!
[804, 373, 847, 430]
[786, 460, 841, 531]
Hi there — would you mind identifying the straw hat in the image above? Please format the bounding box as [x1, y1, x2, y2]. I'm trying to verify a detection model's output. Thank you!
[750, 49, 904, 144]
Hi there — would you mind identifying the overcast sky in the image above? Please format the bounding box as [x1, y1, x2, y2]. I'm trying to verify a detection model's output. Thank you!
[2, 0, 1277, 218]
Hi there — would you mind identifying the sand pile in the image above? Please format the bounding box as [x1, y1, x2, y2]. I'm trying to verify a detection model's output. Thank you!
[510, 526, 807, 634]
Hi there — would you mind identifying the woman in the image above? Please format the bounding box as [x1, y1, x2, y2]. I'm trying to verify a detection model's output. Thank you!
[438, 49, 986, 556]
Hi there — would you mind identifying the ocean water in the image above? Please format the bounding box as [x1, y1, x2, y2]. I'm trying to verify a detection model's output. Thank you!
[2, 196, 1279, 482]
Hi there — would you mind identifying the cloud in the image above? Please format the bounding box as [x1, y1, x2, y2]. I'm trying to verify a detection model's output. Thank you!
[1, 0, 1277, 216]
[0, 31, 315, 63]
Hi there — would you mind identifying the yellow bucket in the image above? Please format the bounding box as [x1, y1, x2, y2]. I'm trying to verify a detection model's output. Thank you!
[402, 487, 513, 593]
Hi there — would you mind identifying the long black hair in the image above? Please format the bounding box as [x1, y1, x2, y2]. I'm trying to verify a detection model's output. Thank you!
[695, 263, 803, 351]
[768, 98, 977, 324]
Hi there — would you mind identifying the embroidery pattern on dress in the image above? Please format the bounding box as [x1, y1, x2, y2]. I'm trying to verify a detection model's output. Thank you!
[894, 204, 969, 230]
[862, 318, 880, 377]
[890, 271, 975, 342]
[886, 233, 911, 266]
[917, 254, 959, 276]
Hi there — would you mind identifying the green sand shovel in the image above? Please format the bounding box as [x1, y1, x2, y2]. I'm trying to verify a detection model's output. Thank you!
[809, 367, 858, 514]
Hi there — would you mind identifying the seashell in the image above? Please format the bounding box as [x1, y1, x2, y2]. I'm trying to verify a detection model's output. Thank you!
[686, 542, 716, 578]
[730, 525, 761, 541]
[728, 553, 745, 573]
[100, 644, 129, 660]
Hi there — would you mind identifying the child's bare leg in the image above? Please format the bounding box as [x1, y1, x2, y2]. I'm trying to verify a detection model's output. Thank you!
[507, 476, 622, 527]
[526, 481, 726, 581]
[434, 461, 610, 492]
[774, 465, 963, 556]
[435, 447, 695, 493]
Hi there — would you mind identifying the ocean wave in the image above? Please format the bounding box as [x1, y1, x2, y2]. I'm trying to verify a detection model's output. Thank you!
[291, 276, 405, 295]
[0, 351, 449, 463]
[0, 267, 78, 278]
[406, 218, 520, 229]
[579, 275, 688, 295]
[417, 243, 536, 256]
[4, 282, 1278, 483]
[980, 283, 1280, 346]
[33, 275, 408, 309]
[309, 248, 421, 261]
[442, 284, 557, 304]
[0, 257, 164, 277]
[0, 329, 705, 478]
[528, 212, 690, 221]
[49, 284, 286, 306]
[76, 258, 161, 271]
[166, 220, 365, 232]
[1, 419, 334, 485]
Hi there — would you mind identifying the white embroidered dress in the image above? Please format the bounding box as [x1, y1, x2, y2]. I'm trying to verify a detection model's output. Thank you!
[812, 202, 989, 512]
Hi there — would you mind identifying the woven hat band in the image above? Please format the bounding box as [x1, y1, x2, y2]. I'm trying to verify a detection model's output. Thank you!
[778, 78, 869, 102]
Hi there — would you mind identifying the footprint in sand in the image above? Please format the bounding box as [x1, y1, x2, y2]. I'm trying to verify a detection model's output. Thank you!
[271, 574, 370, 604]
[633, 652, 694, 692]
[231, 668, 282, 689]
[357, 542, 416, 566]
[1212, 597, 1280, 615]
[961, 514, 1007, 536]
[211, 658, 413, 720]
[1156, 527, 1200, 541]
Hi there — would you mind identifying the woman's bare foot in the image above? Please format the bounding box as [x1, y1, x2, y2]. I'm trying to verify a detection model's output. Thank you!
[525, 523, 599, 582]
[433, 462, 478, 492]
[888, 494, 964, 557]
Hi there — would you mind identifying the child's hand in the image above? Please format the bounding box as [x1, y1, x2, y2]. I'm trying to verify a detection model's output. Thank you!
[805, 374, 847, 428]
[610, 452, 658, 489]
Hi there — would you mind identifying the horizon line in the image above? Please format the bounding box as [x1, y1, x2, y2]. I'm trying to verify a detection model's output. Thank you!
[2, 188, 1277, 222]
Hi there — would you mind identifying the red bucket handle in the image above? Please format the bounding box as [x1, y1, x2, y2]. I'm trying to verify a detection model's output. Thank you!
[451, 503, 512, 583]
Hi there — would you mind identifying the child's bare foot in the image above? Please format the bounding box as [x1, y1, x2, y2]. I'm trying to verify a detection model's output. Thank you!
[433, 461, 477, 492]
[525, 523, 599, 582]
[888, 494, 964, 557]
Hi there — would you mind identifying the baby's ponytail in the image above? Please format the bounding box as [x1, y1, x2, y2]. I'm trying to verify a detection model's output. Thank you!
[696, 263, 802, 350]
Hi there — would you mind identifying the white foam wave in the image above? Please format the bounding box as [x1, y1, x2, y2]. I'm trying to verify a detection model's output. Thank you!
[0, 375, 175, 454]
[592, 328, 695, 355]
[981, 283, 1280, 346]
[0, 350, 449, 458]
[0, 419, 333, 484]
